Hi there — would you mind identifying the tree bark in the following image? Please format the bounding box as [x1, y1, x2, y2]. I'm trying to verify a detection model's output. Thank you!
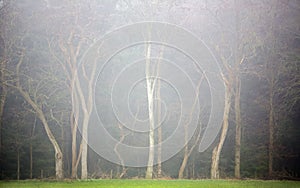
[156, 60, 162, 179]
[178, 145, 189, 179]
[114, 123, 128, 178]
[71, 111, 79, 178]
[30, 144, 33, 179]
[81, 112, 89, 179]
[0, 54, 7, 157]
[211, 84, 231, 179]
[268, 79, 274, 177]
[234, 76, 241, 179]
[145, 43, 155, 179]
[17, 148, 20, 180]
[30, 117, 36, 179]
[234, 0, 242, 179]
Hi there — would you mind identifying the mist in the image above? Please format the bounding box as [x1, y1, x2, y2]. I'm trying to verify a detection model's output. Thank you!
[0, 0, 299, 180]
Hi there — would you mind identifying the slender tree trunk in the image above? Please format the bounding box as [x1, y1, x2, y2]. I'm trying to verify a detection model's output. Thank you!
[17, 148, 20, 180]
[178, 145, 189, 179]
[268, 81, 274, 177]
[178, 126, 201, 179]
[30, 116, 36, 179]
[114, 123, 127, 178]
[30, 144, 33, 179]
[81, 112, 89, 179]
[192, 158, 195, 179]
[211, 84, 231, 179]
[0, 60, 7, 156]
[157, 123, 162, 178]
[145, 43, 155, 179]
[156, 64, 162, 178]
[71, 113, 78, 178]
[234, 76, 241, 179]
[0, 84, 6, 162]
[178, 117, 190, 179]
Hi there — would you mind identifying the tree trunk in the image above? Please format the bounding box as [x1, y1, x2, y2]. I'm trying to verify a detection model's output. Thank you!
[211, 146, 218, 179]
[234, 76, 241, 179]
[156, 65, 162, 178]
[145, 43, 155, 179]
[234, 0, 242, 179]
[70, 79, 80, 179]
[17, 148, 20, 180]
[30, 116, 36, 179]
[157, 125, 162, 178]
[71, 114, 78, 178]
[268, 82, 274, 177]
[55, 152, 63, 179]
[30, 144, 33, 179]
[178, 145, 189, 179]
[211, 84, 231, 179]
[81, 113, 89, 179]
[114, 123, 127, 178]
[0, 60, 7, 156]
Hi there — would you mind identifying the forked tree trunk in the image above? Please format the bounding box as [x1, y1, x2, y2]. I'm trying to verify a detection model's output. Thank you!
[75, 57, 97, 179]
[211, 84, 231, 179]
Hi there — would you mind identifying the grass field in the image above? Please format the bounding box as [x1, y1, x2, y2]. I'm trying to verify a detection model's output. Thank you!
[0, 179, 299, 188]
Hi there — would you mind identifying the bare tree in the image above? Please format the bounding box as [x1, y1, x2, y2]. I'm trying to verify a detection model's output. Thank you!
[7, 50, 64, 179]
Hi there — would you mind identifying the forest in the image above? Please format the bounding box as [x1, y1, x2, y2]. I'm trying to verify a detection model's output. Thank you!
[0, 0, 299, 181]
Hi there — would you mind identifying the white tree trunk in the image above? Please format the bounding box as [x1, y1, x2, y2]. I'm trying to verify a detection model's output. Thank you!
[211, 84, 231, 179]
[145, 44, 155, 179]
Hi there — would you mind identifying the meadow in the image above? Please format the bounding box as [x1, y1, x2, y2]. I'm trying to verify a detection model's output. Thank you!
[0, 179, 299, 188]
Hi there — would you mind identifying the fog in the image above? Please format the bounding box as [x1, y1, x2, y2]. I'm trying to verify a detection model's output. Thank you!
[0, 0, 299, 180]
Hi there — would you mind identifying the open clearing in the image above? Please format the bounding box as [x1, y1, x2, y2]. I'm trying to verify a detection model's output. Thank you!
[0, 179, 299, 188]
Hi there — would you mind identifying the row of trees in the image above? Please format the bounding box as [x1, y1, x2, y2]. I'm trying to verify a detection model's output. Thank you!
[0, 0, 299, 180]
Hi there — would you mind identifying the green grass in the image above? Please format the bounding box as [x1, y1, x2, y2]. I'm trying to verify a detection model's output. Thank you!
[0, 179, 299, 188]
